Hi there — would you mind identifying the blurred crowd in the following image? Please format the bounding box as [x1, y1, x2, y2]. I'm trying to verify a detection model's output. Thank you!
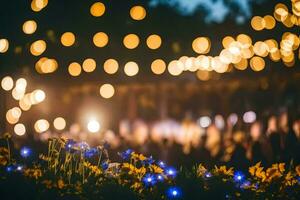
[37, 109, 300, 169]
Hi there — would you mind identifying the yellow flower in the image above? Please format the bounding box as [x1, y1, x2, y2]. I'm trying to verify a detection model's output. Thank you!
[57, 179, 65, 189]
[284, 172, 297, 186]
[197, 164, 207, 177]
[214, 165, 233, 176]
[151, 165, 163, 174]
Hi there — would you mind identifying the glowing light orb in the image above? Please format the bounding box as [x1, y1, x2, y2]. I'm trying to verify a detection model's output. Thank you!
[87, 119, 101, 133]
[20, 146, 31, 158]
[146, 34, 162, 50]
[14, 123, 26, 136]
[53, 117, 66, 131]
[130, 6, 146, 21]
[22, 20, 37, 34]
[0, 39, 9, 53]
[34, 119, 50, 133]
[93, 32, 109, 48]
[30, 40, 47, 56]
[68, 62, 82, 76]
[61, 32, 75, 47]
[100, 83, 115, 99]
[151, 59, 166, 75]
[90, 2, 105, 17]
[123, 34, 140, 49]
[124, 61, 139, 76]
[1, 76, 14, 91]
[104, 59, 119, 74]
[82, 58, 97, 73]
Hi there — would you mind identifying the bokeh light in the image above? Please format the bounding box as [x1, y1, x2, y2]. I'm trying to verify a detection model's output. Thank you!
[151, 59, 166, 75]
[82, 58, 97, 73]
[34, 119, 50, 133]
[123, 34, 140, 49]
[192, 37, 211, 54]
[61, 32, 75, 47]
[53, 117, 66, 130]
[0, 39, 9, 53]
[146, 34, 162, 50]
[68, 62, 82, 76]
[124, 61, 139, 76]
[31, 0, 48, 12]
[93, 32, 109, 47]
[22, 20, 37, 34]
[1, 76, 14, 91]
[30, 40, 47, 56]
[104, 59, 119, 74]
[90, 2, 105, 17]
[130, 5, 146, 21]
[87, 119, 101, 133]
[99, 83, 115, 99]
[14, 123, 26, 136]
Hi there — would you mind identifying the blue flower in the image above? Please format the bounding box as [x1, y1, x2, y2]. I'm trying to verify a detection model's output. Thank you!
[233, 171, 245, 183]
[142, 156, 155, 165]
[65, 139, 76, 151]
[142, 173, 157, 187]
[240, 180, 251, 189]
[119, 149, 133, 160]
[84, 148, 98, 158]
[165, 167, 177, 178]
[156, 174, 164, 182]
[101, 161, 109, 171]
[77, 141, 90, 150]
[6, 165, 14, 172]
[157, 161, 166, 168]
[204, 172, 212, 179]
[166, 186, 182, 199]
[20, 146, 32, 158]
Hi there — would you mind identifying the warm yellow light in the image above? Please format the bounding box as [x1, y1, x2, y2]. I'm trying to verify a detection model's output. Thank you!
[253, 41, 269, 57]
[34, 119, 50, 133]
[146, 34, 162, 50]
[22, 20, 37, 34]
[90, 2, 105, 17]
[30, 40, 46, 56]
[234, 58, 248, 70]
[251, 16, 265, 31]
[1, 76, 14, 91]
[6, 107, 22, 124]
[12, 88, 25, 100]
[192, 37, 211, 54]
[19, 96, 32, 111]
[93, 32, 109, 47]
[100, 83, 115, 99]
[14, 123, 26, 136]
[53, 117, 66, 130]
[61, 32, 75, 47]
[130, 6, 146, 21]
[104, 59, 119, 74]
[222, 36, 235, 49]
[168, 60, 183, 76]
[31, 0, 48, 12]
[263, 15, 276, 30]
[123, 34, 140, 49]
[11, 107, 22, 119]
[82, 58, 97, 73]
[196, 70, 210, 81]
[68, 62, 82, 76]
[236, 34, 252, 47]
[151, 59, 166, 75]
[250, 56, 265, 71]
[87, 119, 101, 133]
[124, 61, 139, 76]
[32, 89, 46, 104]
[0, 39, 9, 53]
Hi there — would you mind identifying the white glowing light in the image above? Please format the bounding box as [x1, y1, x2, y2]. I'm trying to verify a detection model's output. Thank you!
[198, 116, 211, 128]
[243, 111, 256, 123]
[87, 119, 100, 133]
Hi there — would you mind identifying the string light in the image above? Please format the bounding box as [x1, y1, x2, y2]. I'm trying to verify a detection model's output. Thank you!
[1, 76, 14, 91]
[90, 2, 105, 17]
[130, 5, 146, 21]
[93, 32, 109, 47]
[22, 20, 37, 34]
[0, 39, 9, 53]
[104, 59, 119, 74]
[123, 34, 140, 49]
[61, 32, 75, 47]
[124, 61, 139, 76]
[99, 83, 115, 99]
